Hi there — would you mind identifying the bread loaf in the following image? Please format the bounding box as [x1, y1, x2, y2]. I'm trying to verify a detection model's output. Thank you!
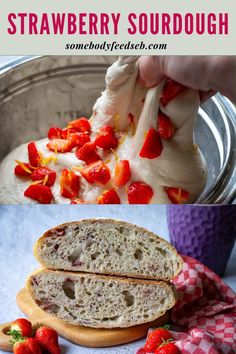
[27, 268, 176, 328]
[34, 219, 183, 281]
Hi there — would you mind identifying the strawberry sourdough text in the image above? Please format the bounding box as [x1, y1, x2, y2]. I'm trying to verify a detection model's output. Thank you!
[7, 12, 228, 35]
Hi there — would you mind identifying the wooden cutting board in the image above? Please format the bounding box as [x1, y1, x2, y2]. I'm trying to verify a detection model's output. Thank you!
[0, 288, 169, 352]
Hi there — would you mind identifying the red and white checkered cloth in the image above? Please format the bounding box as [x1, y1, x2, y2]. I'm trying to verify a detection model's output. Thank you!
[141, 256, 236, 354]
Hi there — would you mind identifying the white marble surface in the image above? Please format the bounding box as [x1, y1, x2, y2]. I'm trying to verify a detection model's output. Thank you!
[0, 205, 235, 354]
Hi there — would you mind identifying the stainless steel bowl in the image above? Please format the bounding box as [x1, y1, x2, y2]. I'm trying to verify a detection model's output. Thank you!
[0, 56, 235, 204]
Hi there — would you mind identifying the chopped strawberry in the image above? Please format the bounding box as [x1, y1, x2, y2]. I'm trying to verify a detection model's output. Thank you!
[115, 160, 131, 187]
[157, 111, 175, 140]
[139, 128, 163, 159]
[144, 328, 172, 352]
[31, 167, 56, 187]
[24, 184, 53, 204]
[10, 318, 32, 337]
[48, 127, 63, 140]
[127, 182, 153, 204]
[35, 326, 61, 354]
[60, 128, 76, 140]
[98, 189, 121, 204]
[160, 79, 186, 107]
[68, 132, 90, 148]
[71, 198, 85, 204]
[94, 125, 118, 150]
[28, 142, 41, 168]
[75, 142, 100, 164]
[13, 338, 42, 354]
[60, 169, 80, 199]
[68, 117, 91, 133]
[47, 139, 73, 153]
[80, 160, 111, 185]
[154, 343, 180, 354]
[14, 162, 32, 176]
[164, 187, 189, 204]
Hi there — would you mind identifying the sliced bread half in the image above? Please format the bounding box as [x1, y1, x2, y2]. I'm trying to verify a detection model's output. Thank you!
[27, 268, 176, 328]
[34, 219, 183, 281]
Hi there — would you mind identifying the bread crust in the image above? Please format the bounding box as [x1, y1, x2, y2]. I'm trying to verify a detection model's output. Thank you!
[34, 218, 183, 280]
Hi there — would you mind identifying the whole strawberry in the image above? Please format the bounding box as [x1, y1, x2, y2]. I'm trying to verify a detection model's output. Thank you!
[13, 338, 42, 354]
[154, 342, 180, 354]
[10, 318, 32, 338]
[35, 326, 61, 354]
[143, 328, 172, 353]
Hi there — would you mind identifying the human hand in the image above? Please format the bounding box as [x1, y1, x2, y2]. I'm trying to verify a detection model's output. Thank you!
[139, 56, 236, 103]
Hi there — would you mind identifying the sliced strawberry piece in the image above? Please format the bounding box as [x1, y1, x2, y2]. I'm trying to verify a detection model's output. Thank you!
[128, 182, 153, 204]
[31, 167, 56, 187]
[71, 198, 85, 204]
[28, 142, 41, 168]
[48, 127, 63, 140]
[160, 79, 186, 106]
[139, 128, 163, 159]
[98, 189, 121, 204]
[157, 111, 175, 140]
[94, 125, 118, 150]
[60, 169, 80, 199]
[24, 184, 53, 204]
[115, 160, 131, 187]
[75, 142, 100, 164]
[80, 160, 111, 185]
[10, 318, 32, 337]
[164, 187, 189, 204]
[68, 132, 90, 148]
[60, 128, 76, 140]
[14, 162, 32, 176]
[47, 139, 73, 153]
[68, 117, 91, 133]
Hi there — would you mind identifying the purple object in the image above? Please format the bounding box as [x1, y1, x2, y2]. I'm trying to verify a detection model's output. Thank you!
[167, 205, 236, 276]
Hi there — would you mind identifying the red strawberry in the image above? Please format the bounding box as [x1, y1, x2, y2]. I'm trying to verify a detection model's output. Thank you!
[98, 189, 121, 204]
[164, 187, 189, 204]
[127, 182, 153, 204]
[71, 198, 85, 204]
[60, 169, 80, 199]
[35, 326, 61, 354]
[80, 160, 111, 185]
[14, 162, 32, 176]
[31, 167, 56, 187]
[13, 338, 42, 354]
[139, 128, 163, 159]
[48, 127, 63, 140]
[94, 125, 118, 150]
[160, 79, 186, 107]
[144, 328, 172, 352]
[47, 139, 73, 153]
[157, 111, 175, 140]
[10, 318, 32, 337]
[75, 142, 100, 164]
[68, 132, 90, 148]
[154, 343, 179, 354]
[68, 117, 91, 133]
[136, 349, 146, 354]
[24, 184, 53, 204]
[28, 142, 41, 168]
[115, 160, 131, 187]
[60, 128, 77, 140]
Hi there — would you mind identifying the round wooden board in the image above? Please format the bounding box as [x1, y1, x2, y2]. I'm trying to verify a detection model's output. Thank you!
[0, 288, 169, 351]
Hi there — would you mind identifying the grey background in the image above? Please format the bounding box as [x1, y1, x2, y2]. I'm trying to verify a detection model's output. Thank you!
[0, 205, 235, 354]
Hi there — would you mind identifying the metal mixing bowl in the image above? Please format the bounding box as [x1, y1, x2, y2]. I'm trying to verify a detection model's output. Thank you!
[0, 56, 235, 204]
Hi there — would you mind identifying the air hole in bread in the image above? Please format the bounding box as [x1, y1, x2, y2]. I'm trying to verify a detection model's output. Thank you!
[91, 252, 101, 260]
[134, 249, 143, 260]
[50, 304, 61, 314]
[62, 279, 75, 299]
[115, 248, 123, 256]
[67, 248, 82, 264]
[122, 291, 135, 307]
[116, 226, 125, 234]
[101, 316, 120, 322]
[39, 290, 46, 295]
[80, 277, 85, 284]
[155, 247, 167, 256]
[45, 242, 53, 247]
